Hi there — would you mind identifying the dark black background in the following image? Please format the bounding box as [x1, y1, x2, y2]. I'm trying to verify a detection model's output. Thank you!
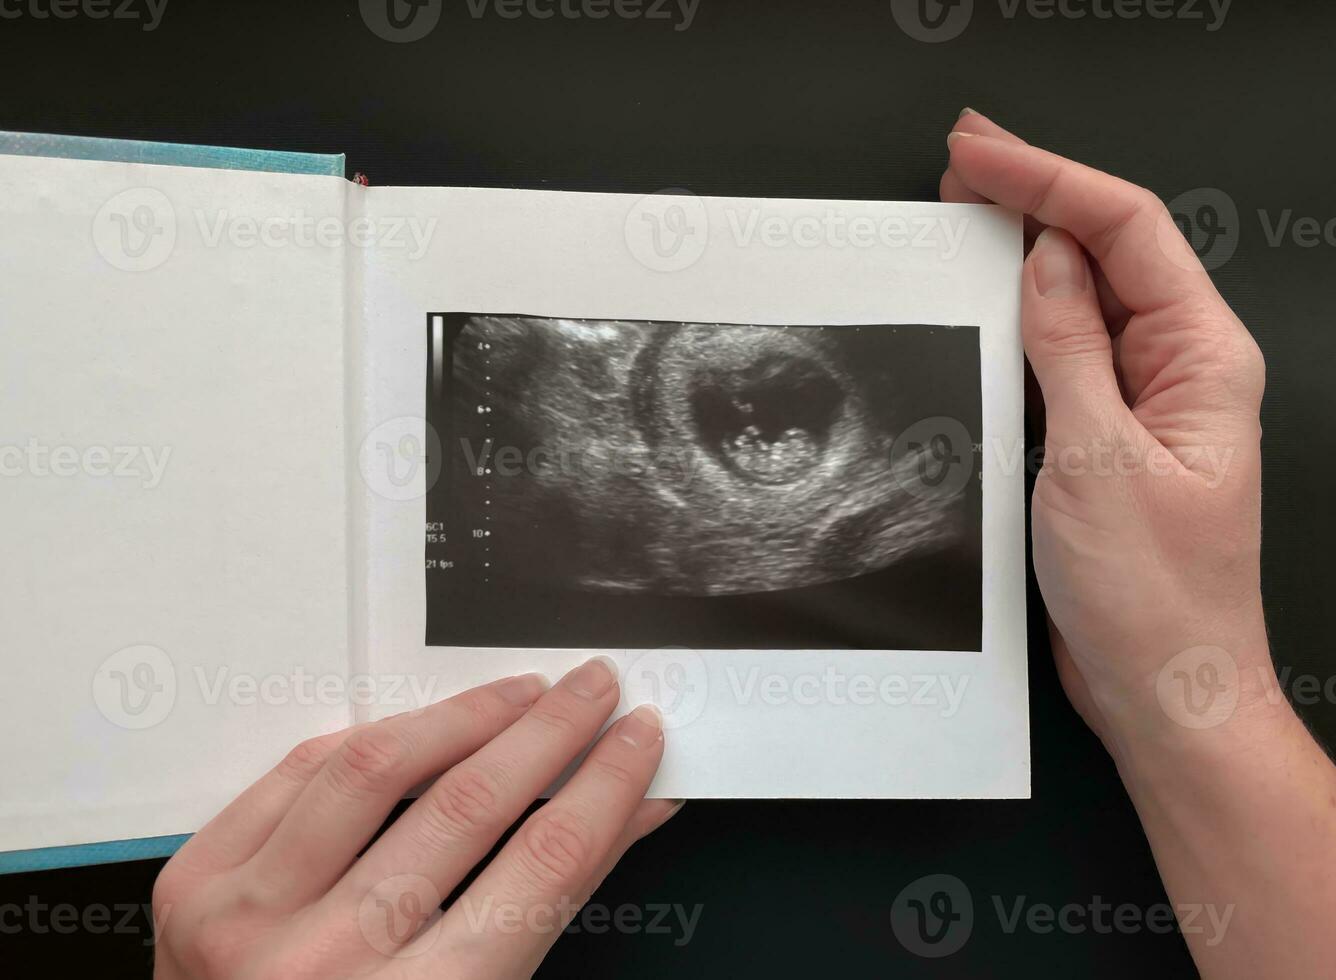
[3, 0, 1333, 976]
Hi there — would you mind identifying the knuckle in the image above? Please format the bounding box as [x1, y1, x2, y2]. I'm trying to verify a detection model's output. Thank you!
[182, 921, 252, 976]
[276, 735, 336, 785]
[459, 687, 507, 730]
[328, 727, 411, 798]
[1035, 308, 1109, 358]
[1136, 186, 1168, 218]
[514, 809, 594, 887]
[1026, 163, 1062, 216]
[1227, 330, 1266, 389]
[588, 754, 640, 788]
[151, 864, 187, 913]
[1184, 314, 1266, 403]
[421, 764, 506, 839]
[1089, 186, 1160, 257]
[525, 703, 580, 740]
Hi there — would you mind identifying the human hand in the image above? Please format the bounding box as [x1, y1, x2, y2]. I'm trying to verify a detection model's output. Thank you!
[940, 109, 1274, 755]
[150, 660, 679, 979]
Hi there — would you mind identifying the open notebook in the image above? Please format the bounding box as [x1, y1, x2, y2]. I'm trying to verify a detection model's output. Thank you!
[0, 134, 1028, 872]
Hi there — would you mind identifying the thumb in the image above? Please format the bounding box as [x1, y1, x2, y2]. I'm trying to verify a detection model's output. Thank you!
[1023, 227, 1124, 427]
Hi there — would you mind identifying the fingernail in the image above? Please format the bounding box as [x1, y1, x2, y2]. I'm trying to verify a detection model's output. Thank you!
[495, 672, 549, 707]
[564, 657, 618, 700]
[958, 106, 977, 119]
[1034, 228, 1089, 298]
[617, 704, 664, 749]
[946, 131, 975, 147]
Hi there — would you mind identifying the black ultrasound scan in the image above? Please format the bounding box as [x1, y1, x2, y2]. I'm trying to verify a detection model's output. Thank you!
[424, 314, 983, 651]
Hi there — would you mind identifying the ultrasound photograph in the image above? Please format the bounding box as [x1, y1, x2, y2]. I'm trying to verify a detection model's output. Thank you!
[424, 314, 983, 650]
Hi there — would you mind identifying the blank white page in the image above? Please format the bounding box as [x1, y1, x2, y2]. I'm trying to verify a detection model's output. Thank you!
[0, 155, 352, 852]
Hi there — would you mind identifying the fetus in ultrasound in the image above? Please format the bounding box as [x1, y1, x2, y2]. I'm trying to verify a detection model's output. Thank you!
[450, 316, 977, 597]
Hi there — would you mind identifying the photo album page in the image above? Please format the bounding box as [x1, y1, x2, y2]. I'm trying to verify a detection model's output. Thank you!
[356, 186, 1028, 799]
[0, 158, 1027, 861]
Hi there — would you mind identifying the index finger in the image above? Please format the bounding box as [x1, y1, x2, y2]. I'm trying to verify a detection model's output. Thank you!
[945, 132, 1222, 315]
[423, 705, 666, 977]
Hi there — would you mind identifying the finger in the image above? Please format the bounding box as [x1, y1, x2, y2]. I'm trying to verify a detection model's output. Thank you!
[944, 109, 1046, 243]
[943, 110, 1025, 208]
[939, 167, 991, 205]
[578, 798, 683, 901]
[947, 110, 1133, 326]
[952, 106, 1026, 142]
[424, 705, 665, 979]
[1093, 267, 1134, 336]
[169, 726, 354, 876]
[1023, 227, 1123, 421]
[941, 165, 1046, 249]
[246, 673, 549, 906]
[324, 658, 622, 941]
[946, 131, 1224, 315]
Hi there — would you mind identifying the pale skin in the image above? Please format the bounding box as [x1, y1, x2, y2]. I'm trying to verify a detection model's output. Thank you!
[152, 112, 1336, 978]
